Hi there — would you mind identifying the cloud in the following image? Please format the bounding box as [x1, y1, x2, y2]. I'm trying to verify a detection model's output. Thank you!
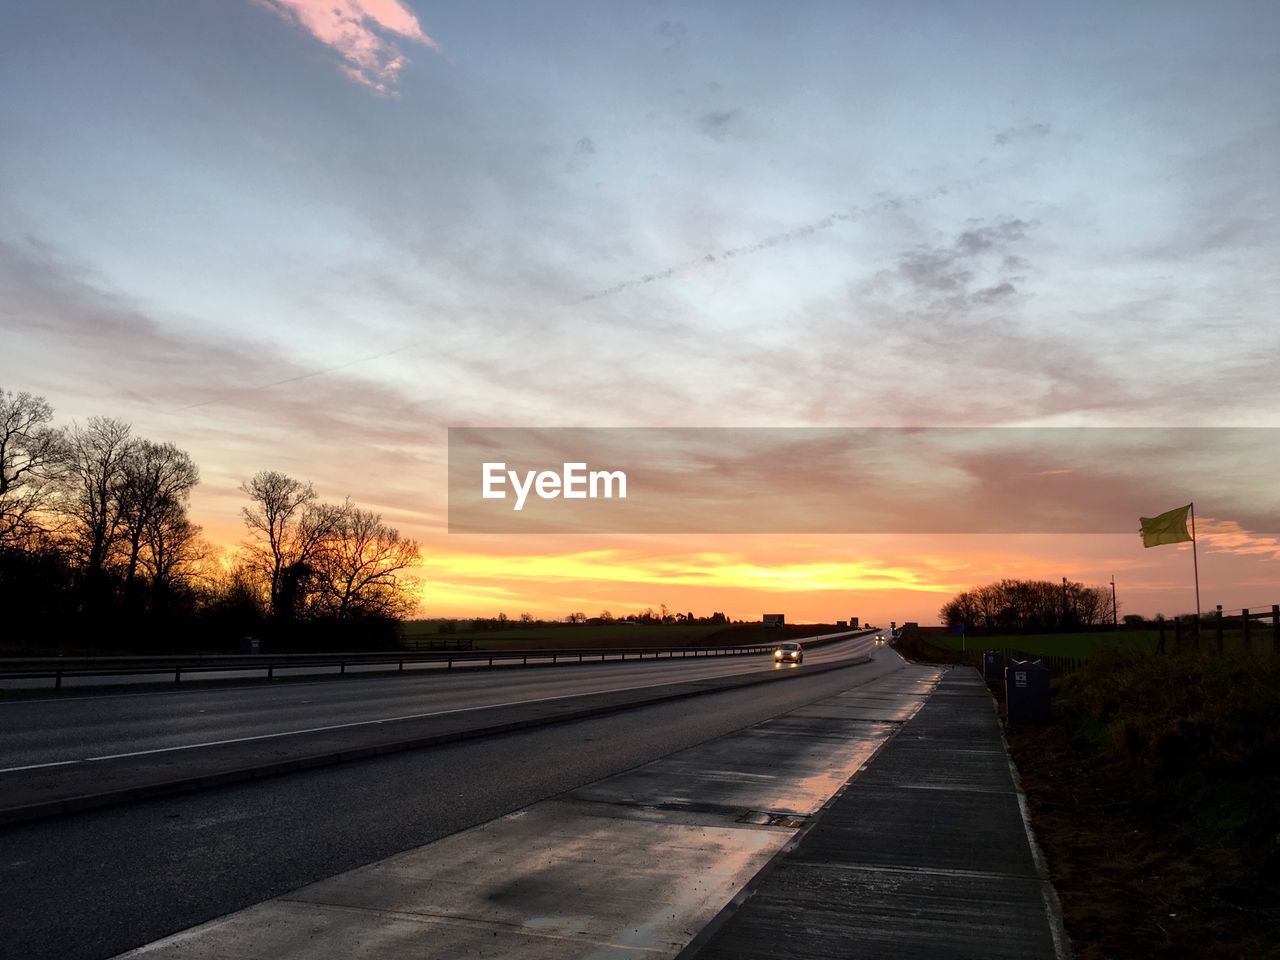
[658, 20, 687, 53]
[994, 122, 1051, 146]
[566, 136, 597, 172]
[895, 217, 1031, 296]
[255, 0, 438, 95]
[0, 234, 450, 450]
[1198, 519, 1280, 561]
[697, 109, 744, 142]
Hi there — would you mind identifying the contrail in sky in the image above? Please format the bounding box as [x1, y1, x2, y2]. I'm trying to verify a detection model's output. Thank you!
[175, 344, 415, 412]
[576, 180, 971, 304]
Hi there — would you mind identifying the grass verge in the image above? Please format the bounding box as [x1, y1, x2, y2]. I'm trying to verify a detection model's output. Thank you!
[1005, 651, 1280, 959]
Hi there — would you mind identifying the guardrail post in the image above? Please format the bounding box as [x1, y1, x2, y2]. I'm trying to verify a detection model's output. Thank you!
[340, 662, 346, 675]
[1242, 609, 1251, 651]
[268, 664, 274, 681]
[399, 660, 404, 672]
[175, 666, 181, 685]
[55, 670, 63, 691]
[1215, 606, 1224, 653]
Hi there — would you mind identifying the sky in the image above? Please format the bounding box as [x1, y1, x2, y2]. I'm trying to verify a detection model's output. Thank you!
[2, 1, 1278, 623]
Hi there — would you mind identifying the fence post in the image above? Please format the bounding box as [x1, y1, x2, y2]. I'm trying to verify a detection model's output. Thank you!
[1273, 604, 1280, 655]
[1242, 609, 1251, 651]
[1157, 618, 1166, 654]
[1192, 614, 1200, 651]
[1215, 606, 1223, 654]
[1173, 616, 1182, 650]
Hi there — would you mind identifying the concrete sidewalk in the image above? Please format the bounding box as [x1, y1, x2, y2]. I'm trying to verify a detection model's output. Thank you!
[684, 668, 1071, 960]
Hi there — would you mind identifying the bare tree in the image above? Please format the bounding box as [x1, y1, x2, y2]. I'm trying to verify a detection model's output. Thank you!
[240, 471, 350, 620]
[60, 417, 134, 595]
[116, 440, 199, 600]
[240, 470, 317, 620]
[941, 578, 1114, 631]
[141, 500, 207, 612]
[312, 506, 420, 619]
[0, 388, 62, 547]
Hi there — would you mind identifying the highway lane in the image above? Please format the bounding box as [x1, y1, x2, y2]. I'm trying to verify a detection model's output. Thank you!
[3, 646, 910, 960]
[0, 631, 877, 772]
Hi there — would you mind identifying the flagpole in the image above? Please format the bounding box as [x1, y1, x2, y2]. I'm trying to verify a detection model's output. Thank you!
[1190, 502, 1201, 621]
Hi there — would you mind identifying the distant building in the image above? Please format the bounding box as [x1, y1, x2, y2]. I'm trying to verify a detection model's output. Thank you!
[850, 616, 859, 628]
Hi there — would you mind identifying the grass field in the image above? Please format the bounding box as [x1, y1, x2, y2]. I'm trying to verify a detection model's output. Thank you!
[929, 625, 1271, 660]
[929, 630, 1159, 658]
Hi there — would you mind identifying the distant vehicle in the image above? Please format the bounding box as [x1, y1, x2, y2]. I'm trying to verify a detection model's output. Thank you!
[774, 640, 804, 664]
[874, 634, 886, 645]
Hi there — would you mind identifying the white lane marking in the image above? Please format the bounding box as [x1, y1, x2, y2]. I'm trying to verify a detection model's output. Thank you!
[0, 644, 870, 774]
[0, 759, 81, 773]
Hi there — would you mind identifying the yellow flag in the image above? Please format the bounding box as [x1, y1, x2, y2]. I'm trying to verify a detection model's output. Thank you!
[1139, 504, 1192, 547]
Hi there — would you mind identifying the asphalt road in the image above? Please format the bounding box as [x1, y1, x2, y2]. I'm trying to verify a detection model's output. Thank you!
[0, 632, 878, 772]
[3, 646, 906, 960]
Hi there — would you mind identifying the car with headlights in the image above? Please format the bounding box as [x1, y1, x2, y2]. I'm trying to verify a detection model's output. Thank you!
[773, 640, 804, 664]
[874, 634, 886, 645]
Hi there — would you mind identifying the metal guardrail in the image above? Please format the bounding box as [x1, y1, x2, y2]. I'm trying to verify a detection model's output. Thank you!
[0, 628, 878, 691]
[404, 638, 475, 651]
[0, 643, 788, 691]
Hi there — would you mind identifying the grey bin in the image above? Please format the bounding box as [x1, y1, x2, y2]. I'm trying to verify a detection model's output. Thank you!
[982, 650, 1004, 681]
[1005, 659, 1050, 725]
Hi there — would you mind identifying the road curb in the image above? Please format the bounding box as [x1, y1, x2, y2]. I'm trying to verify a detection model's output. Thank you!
[0, 656, 871, 828]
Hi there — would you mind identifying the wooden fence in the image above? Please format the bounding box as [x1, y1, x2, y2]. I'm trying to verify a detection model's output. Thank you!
[1158, 603, 1280, 654]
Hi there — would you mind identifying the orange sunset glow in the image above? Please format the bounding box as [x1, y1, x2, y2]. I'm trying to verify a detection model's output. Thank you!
[3, 1, 1277, 628]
